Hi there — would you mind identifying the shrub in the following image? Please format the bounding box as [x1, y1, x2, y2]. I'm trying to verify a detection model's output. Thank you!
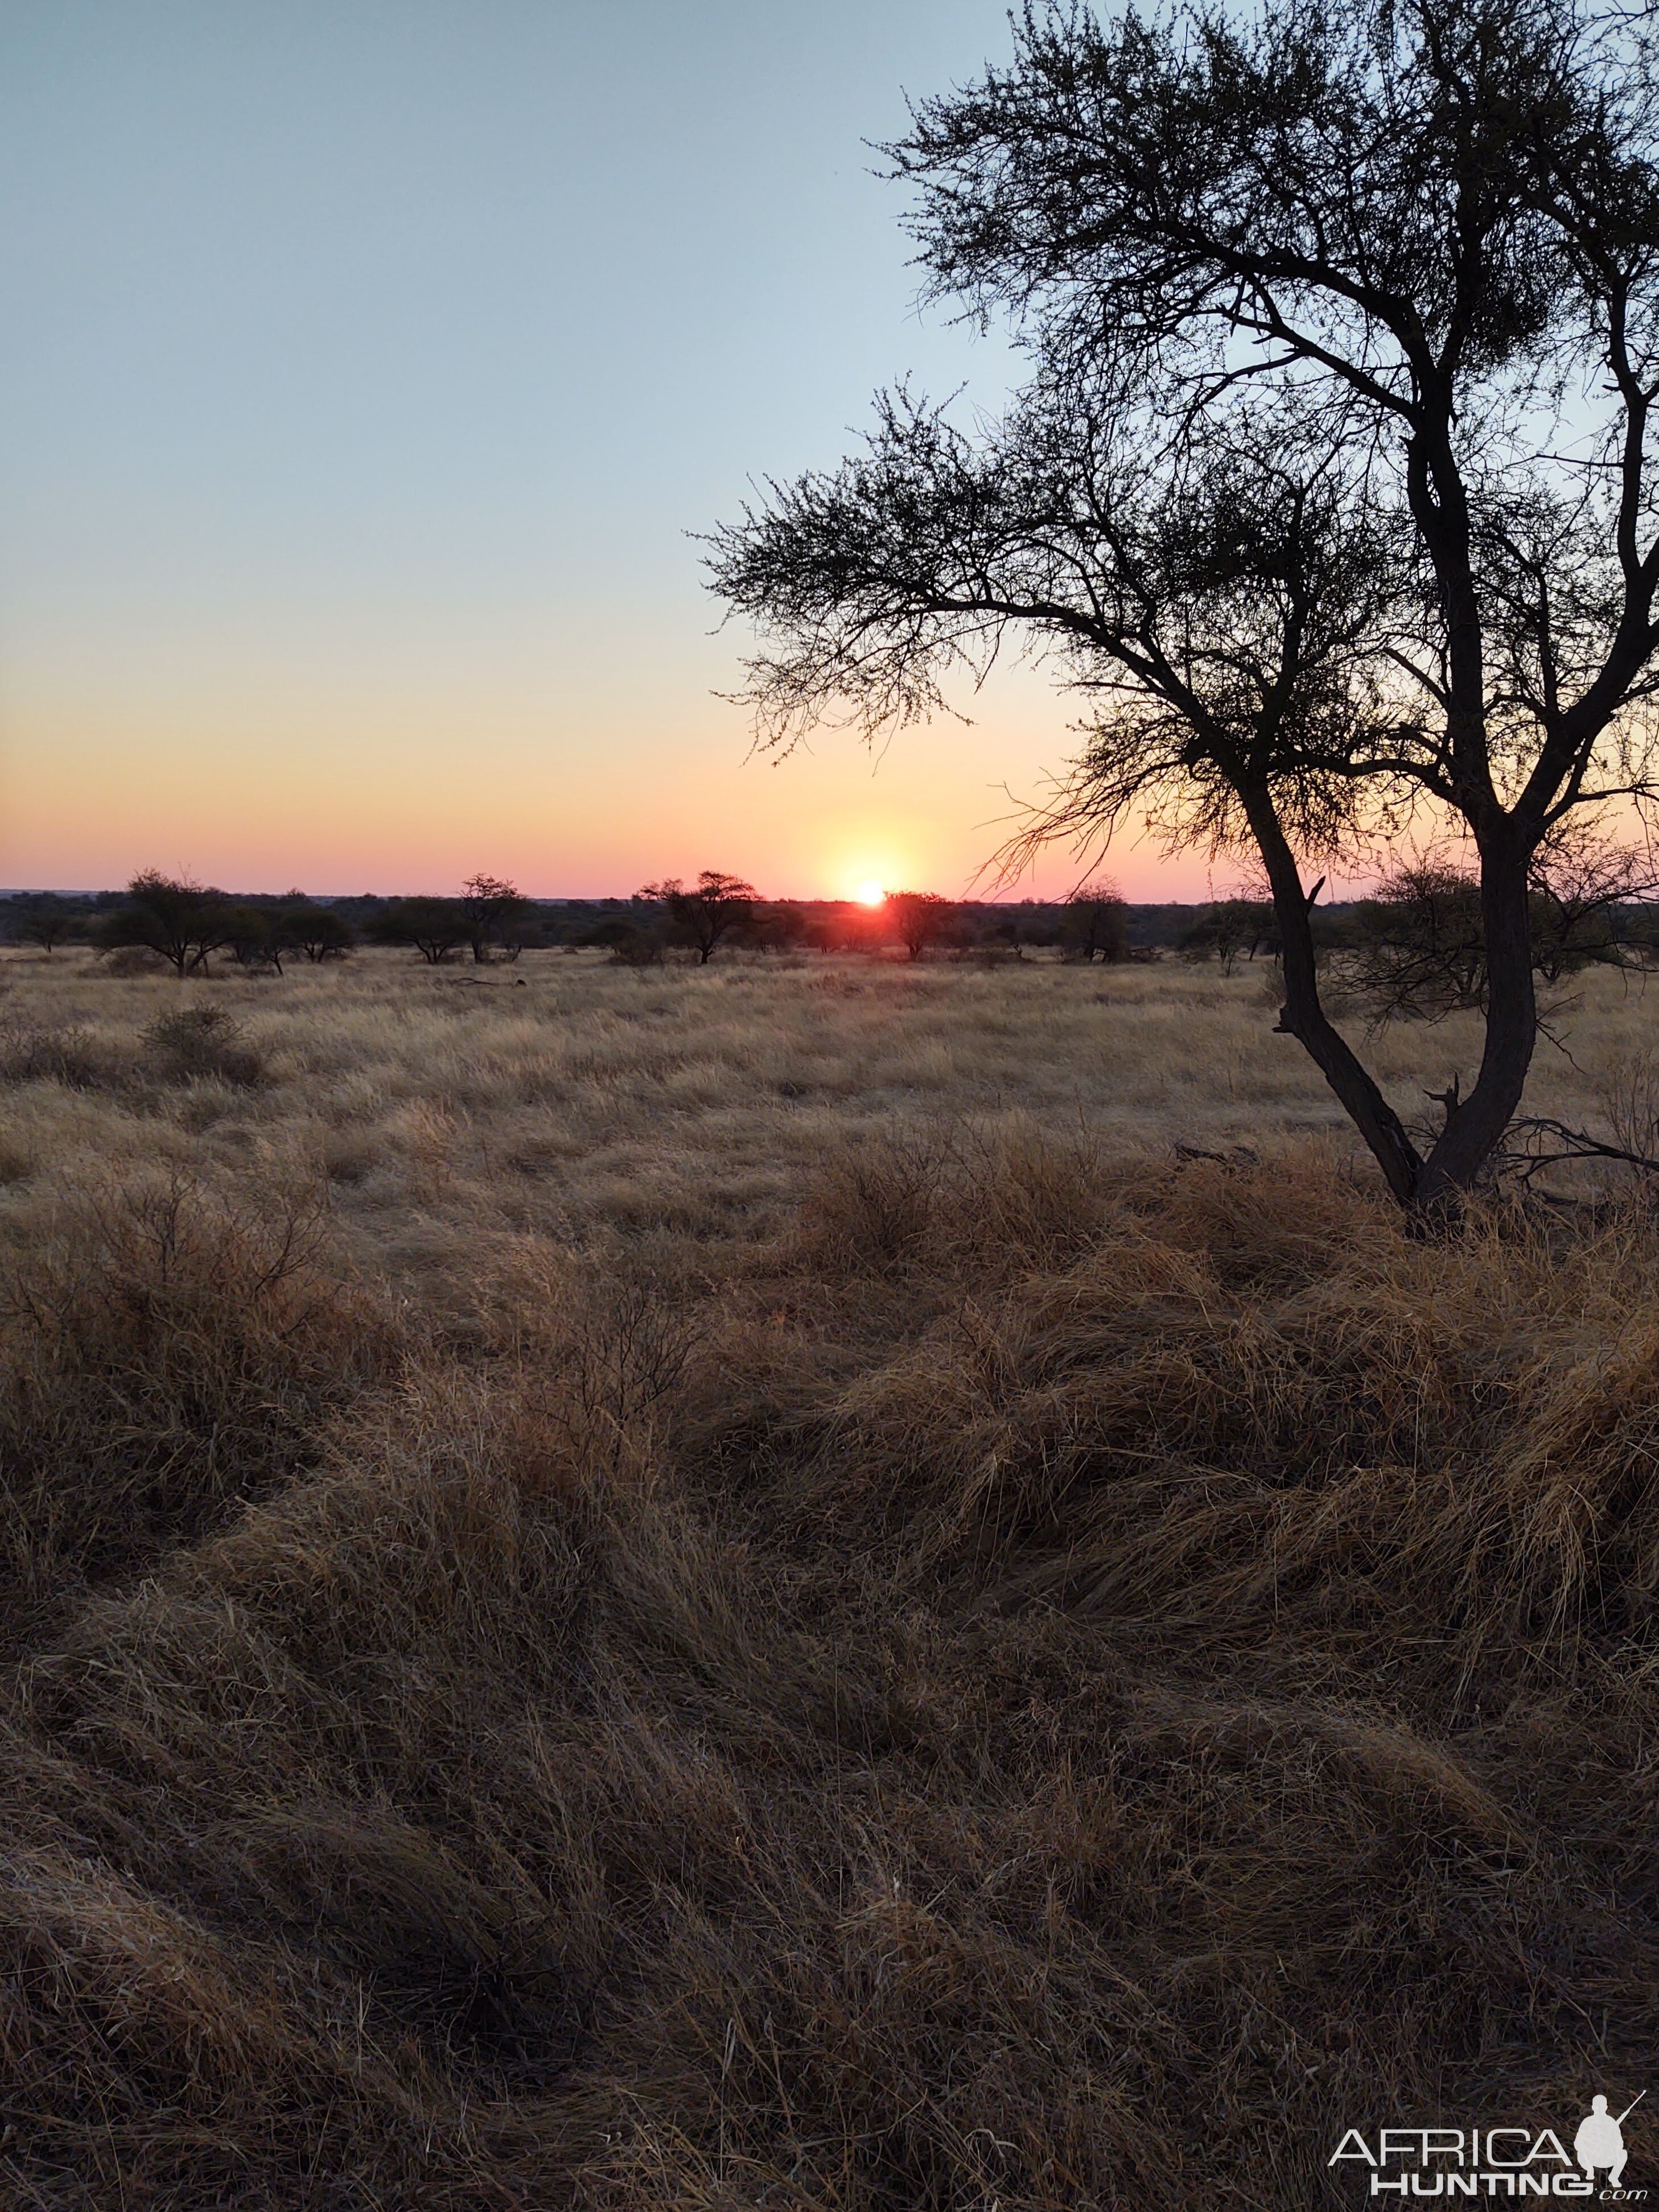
[101, 944, 168, 977]
[577, 918, 665, 965]
[142, 1004, 264, 1086]
[0, 1018, 116, 1090]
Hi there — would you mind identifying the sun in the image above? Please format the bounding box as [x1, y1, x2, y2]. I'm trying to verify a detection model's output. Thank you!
[854, 880, 887, 907]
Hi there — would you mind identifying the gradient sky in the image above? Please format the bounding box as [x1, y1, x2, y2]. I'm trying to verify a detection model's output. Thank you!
[0, 0, 1219, 900]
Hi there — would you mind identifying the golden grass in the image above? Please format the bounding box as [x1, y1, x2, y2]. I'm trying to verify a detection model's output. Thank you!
[1, 945, 1657, 2206]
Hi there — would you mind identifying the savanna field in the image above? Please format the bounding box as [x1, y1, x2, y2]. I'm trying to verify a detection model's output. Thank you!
[2, 943, 1658, 2208]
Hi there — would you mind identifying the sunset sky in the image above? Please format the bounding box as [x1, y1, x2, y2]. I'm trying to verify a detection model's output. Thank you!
[0, 1, 1223, 901]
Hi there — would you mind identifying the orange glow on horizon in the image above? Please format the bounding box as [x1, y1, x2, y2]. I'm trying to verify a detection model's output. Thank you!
[0, 660, 1233, 904]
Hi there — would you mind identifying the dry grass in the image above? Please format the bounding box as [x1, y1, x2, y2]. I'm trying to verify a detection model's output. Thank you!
[1, 945, 1657, 2207]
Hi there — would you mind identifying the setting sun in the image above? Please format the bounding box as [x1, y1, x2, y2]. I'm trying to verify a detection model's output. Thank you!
[854, 880, 887, 907]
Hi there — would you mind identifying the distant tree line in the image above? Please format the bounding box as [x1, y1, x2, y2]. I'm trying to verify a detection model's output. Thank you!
[14, 854, 1659, 1006]
[3, 878, 358, 977]
[3, 871, 1139, 968]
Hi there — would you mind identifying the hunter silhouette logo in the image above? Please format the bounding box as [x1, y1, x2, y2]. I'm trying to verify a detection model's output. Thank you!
[1576, 2096, 1644, 2192]
[1329, 2092, 1646, 2197]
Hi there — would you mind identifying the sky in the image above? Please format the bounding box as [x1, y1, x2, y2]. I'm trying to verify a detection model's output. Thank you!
[0, 0, 1220, 901]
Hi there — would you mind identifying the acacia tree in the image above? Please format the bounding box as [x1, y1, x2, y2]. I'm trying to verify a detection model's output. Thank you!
[714, 390, 1417, 1185]
[1179, 898, 1279, 974]
[369, 897, 470, 965]
[6, 895, 80, 954]
[886, 890, 957, 959]
[637, 872, 759, 962]
[709, 0, 1659, 1212]
[94, 872, 234, 978]
[1525, 821, 1654, 979]
[277, 899, 355, 964]
[461, 874, 530, 963]
[223, 904, 283, 974]
[1060, 876, 1129, 963]
[1351, 863, 1491, 1020]
[1351, 824, 1651, 1015]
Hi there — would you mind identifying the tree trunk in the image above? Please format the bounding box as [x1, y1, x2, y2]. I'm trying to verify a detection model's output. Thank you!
[1245, 793, 1425, 1208]
[1415, 821, 1536, 1204]
[1243, 791, 1543, 1216]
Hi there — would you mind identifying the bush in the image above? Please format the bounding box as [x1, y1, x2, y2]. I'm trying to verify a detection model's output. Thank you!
[612, 928, 666, 966]
[142, 1004, 264, 1086]
[0, 1018, 116, 1090]
[577, 918, 665, 965]
[101, 944, 169, 978]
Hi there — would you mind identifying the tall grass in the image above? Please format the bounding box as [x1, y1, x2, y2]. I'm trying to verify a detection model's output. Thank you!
[0, 1166, 397, 1649]
[0, 950, 1655, 2205]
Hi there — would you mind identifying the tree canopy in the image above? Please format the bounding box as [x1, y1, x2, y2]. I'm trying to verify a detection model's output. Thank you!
[94, 874, 234, 978]
[637, 872, 760, 963]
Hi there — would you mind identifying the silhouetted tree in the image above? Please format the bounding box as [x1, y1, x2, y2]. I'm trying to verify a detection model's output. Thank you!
[886, 891, 956, 961]
[1351, 865, 1489, 1020]
[94, 873, 233, 978]
[1526, 823, 1655, 983]
[1059, 878, 1129, 964]
[711, 0, 1659, 1214]
[637, 872, 759, 963]
[460, 874, 530, 963]
[5, 894, 79, 954]
[1178, 900, 1278, 975]
[369, 897, 470, 965]
[223, 904, 283, 974]
[278, 900, 355, 964]
[1353, 827, 1655, 1018]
